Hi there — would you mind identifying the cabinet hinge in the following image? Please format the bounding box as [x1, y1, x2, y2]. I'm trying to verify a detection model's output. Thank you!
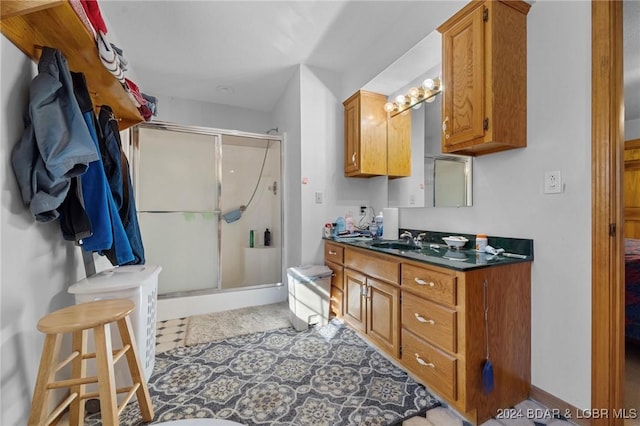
[483, 117, 489, 131]
[483, 8, 489, 22]
[399, 345, 403, 356]
[610, 223, 616, 237]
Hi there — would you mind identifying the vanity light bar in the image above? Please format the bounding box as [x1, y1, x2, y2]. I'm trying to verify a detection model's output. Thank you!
[384, 77, 442, 114]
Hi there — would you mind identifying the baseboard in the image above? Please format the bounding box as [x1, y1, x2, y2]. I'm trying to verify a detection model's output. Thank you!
[530, 386, 590, 426]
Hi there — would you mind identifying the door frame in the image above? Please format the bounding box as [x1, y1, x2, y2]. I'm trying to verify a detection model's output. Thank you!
[592, 1, 625, 425]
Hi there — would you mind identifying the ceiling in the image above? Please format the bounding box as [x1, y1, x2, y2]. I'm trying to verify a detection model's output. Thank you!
[98, 0, 463, 112]
[99, 1, 639, 120]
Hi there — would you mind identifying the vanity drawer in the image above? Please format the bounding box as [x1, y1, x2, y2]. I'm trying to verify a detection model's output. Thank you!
[402, 328, 457, 401]
[401, 264, 456, 306]
[325, 260, 344, 291]
[402, 291, 457, 353]
[345, 249, 399, 284]
[325, 242, 344, 264]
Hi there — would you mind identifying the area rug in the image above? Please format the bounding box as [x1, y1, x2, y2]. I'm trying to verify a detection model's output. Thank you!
[185, 301, 291, 346]
[85, 319, 440, 425]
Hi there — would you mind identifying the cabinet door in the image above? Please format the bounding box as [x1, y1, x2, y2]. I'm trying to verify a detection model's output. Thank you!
[344, 269, 367, 333]
[441, 5, 485, 150]
[367, 277, 400, 358]
[387, 111, 411, 177]
[344, 96, 360, 175]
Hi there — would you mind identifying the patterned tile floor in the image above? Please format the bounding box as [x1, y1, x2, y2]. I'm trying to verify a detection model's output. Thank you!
[155, 317, 188, 353]
[154, 318, 577, 426]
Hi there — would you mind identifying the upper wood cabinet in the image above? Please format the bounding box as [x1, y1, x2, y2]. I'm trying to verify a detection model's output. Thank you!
[343, 90, 388, 177]
[0, 0, 143, 130]
[387, 110, 411, 178]
[438, 0, 531, 156]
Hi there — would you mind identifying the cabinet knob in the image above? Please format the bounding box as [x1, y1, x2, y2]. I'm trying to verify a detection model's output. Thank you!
[414, 313, 435, 325]
[415, 277, 435, 287]
[442, 116, 450, 140]
[414, 353, 435, 368]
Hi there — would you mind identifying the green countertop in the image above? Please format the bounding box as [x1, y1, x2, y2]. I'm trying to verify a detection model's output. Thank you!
[324, 231, 533, 271]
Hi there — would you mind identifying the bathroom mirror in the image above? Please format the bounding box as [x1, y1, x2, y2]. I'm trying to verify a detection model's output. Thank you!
[361, 29, 473, 209]
[388, 92, 473, 208]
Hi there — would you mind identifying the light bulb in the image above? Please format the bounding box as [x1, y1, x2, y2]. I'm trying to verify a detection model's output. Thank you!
[422, 78, 435, 90]
[384, 102, 396, 112]
[395, 94, 407, 105]
[412, 102, 422, 110]
[408, 87, 421, 99]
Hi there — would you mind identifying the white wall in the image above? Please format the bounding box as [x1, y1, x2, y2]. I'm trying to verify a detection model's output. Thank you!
[399, 1, 592, 409]
[273, 67, 303, 271]
[627, 118, 640, 140]
[1, 38, 88, 424]
[154, 95, 274, 134]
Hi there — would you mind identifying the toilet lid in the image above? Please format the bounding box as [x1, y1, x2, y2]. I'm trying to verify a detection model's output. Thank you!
[155, 420, 244, 426]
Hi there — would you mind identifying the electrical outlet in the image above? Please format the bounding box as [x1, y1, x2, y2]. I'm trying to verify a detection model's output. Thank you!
[360, 206, 367, 216]
[544, 171, 562, 194]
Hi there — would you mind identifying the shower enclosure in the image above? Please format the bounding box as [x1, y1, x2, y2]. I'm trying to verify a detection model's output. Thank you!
[130, 122, 283, 298]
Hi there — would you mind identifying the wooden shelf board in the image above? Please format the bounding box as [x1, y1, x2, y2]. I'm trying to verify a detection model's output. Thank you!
[1, 0, 143, 130]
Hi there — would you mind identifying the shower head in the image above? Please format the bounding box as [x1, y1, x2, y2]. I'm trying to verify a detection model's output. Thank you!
[222, 205, 246, 223]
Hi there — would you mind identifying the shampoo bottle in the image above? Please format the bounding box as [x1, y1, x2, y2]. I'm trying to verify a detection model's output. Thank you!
[264, 228, 271, 246]
[375, 212, 384, 237]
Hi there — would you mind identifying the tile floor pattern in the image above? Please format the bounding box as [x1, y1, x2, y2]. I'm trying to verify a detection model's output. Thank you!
[154, 319, 577, 426]
[154, 317, 188, 353]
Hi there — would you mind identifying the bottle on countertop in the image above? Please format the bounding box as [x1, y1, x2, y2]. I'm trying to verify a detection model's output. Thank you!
[374, 211, 384, 237]
[264, 228, 271, 246]
[345, 211, 355, 233]
[475, 234, 488, 252]
[336, 217, 346, 234]
[369, 221, 378, 238]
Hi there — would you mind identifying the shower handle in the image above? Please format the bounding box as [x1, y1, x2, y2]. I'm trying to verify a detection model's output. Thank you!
[268, 181, 278, 196]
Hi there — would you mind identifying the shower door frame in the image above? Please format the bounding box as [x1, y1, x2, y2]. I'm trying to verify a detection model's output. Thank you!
[130, 121, 285, 299]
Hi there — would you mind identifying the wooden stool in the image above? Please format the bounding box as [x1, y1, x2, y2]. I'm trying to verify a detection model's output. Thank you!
[28, 299, 154, 426]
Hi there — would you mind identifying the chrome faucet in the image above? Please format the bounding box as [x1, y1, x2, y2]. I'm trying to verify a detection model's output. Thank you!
[400, 231, 413, 241]
[400, 231, 427, 248]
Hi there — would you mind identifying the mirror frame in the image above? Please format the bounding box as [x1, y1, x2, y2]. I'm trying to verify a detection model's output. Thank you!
[427, 153, 473, 207]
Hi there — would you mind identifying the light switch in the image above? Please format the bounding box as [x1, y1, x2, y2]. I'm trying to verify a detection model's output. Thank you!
[315, 192, 323, 204]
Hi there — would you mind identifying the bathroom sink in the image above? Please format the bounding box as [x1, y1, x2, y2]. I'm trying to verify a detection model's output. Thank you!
[370, 241, 420, 250]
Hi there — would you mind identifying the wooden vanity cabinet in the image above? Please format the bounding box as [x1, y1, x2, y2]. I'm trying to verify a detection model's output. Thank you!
[437, 0, 530, 156]
[400, 259, 531, 425]
[324, 240, 531, 425]
[324, 242, 345, 318]
[342, 247, 401, 358]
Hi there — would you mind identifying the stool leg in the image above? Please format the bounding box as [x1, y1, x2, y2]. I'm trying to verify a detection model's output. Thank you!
[68, 329, 87, 426]
[93, 323, 119, 426]
[116, 315, 154, 421]
[28, 333, 62, 426]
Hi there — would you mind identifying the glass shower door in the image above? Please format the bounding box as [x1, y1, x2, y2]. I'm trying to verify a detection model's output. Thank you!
[133, 126, 221, 295]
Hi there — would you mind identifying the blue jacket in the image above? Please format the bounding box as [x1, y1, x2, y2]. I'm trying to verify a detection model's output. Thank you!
[71, 72, 134, 265]
[98, 105, 145, 265]
[11, 47, 99, 222]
